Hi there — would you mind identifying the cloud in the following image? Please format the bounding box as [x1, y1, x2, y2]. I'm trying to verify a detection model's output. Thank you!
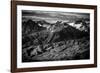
[22, 10, 90, 23]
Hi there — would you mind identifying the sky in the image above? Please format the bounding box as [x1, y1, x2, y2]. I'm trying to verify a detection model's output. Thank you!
[22, 10, 90, 23]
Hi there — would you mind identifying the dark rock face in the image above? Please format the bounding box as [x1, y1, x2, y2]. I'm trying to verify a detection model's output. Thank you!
[22, 19, 46, 35]
[22, 19, 90, 62]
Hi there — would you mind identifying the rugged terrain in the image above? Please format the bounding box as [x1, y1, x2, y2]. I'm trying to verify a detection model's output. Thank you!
[22, 19, 90, 62]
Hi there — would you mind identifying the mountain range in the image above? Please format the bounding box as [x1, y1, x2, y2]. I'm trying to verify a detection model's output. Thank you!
[22, 19, 90, 62]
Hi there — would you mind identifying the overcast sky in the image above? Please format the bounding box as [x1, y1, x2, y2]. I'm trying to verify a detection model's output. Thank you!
[22, 10, 90, 23]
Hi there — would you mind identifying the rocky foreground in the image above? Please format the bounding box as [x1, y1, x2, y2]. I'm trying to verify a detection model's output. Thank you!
[22, 37, 89, 62]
